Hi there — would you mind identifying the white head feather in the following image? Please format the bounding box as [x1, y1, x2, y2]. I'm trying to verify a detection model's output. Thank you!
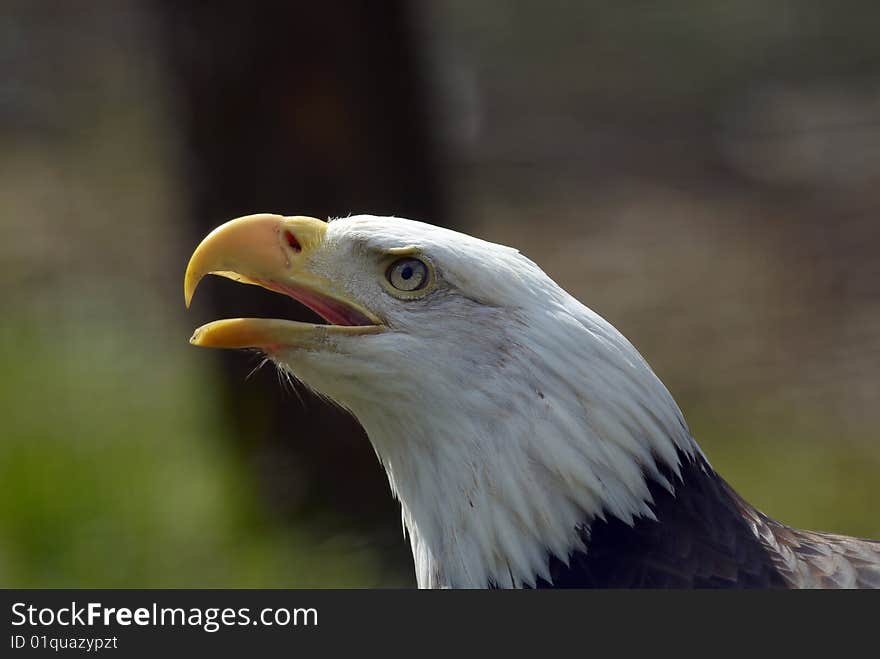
[273, 215, 700, 588]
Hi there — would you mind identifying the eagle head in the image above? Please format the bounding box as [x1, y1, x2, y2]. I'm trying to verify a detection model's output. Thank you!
[185, 213, 698, 588]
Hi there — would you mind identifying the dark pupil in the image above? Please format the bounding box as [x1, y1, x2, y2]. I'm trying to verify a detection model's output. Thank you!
[401, 265, 414, 280]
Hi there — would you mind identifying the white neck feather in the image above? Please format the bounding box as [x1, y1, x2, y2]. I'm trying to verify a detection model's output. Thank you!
[347, 297, 699, 588]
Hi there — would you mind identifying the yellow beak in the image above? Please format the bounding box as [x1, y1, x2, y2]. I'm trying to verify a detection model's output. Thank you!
[184, 213, 382, 350]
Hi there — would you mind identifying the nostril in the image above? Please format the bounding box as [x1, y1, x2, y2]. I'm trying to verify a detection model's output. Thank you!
[284, 230, 302, 253]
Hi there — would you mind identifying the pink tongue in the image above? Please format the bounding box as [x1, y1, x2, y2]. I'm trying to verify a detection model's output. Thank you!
[266, 280, 374, 327]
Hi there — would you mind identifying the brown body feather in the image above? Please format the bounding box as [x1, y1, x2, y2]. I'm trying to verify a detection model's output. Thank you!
[532, 450, 880, 589]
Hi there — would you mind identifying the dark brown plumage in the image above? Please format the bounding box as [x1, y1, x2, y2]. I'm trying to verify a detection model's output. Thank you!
[533, 449, 880, 588]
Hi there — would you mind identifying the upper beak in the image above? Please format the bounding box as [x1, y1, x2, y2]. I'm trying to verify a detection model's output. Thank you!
[184, 213, 382, 350]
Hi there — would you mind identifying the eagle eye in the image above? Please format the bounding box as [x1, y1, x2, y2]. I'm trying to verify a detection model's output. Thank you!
[386, 257, 429, 292]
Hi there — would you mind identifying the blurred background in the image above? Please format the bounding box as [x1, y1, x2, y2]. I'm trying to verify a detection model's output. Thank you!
[2, 1, 878, 587]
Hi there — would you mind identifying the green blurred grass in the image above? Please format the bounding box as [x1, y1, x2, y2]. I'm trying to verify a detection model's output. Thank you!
[0, 308, 390, 587]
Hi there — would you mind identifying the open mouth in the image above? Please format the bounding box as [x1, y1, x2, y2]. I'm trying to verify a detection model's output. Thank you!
[187, 278, 382, 351]
[251, 278, 376, 327]
[184, 213, 383, 350]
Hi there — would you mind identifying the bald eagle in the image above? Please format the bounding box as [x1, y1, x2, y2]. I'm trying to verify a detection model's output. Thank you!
[185, 213, 880, 588]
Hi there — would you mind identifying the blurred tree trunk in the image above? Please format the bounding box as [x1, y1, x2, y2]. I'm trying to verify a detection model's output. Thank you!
[156, 1, 446, 579]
